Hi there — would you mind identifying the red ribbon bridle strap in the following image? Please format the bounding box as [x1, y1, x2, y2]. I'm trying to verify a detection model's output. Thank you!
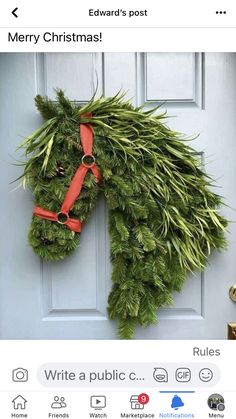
[61, 118, 102, 213]
[33, 113, 102, 233]
[33, 206, 82, 233]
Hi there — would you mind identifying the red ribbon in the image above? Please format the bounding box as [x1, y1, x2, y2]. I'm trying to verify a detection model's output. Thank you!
[33, 113, 102, 233]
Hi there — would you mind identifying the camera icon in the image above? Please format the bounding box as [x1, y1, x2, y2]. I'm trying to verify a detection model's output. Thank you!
[12, 368, 28, 382]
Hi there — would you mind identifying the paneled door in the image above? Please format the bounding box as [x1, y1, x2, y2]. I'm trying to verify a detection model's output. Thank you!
[0, 52, 235, 339]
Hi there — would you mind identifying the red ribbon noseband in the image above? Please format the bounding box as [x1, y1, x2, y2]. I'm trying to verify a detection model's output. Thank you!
[33, 113, 102, 233]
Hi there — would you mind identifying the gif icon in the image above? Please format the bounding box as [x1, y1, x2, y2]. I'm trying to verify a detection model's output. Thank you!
[176, 368, 191, 383]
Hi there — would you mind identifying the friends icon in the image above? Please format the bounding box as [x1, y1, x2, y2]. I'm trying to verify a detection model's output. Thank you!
[51, 396, 67, 409]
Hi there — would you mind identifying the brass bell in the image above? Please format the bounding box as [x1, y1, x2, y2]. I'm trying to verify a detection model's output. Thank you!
[229, 285, 236, 302]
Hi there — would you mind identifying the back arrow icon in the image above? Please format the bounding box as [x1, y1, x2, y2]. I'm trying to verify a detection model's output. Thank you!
[12, 7, 18, 18]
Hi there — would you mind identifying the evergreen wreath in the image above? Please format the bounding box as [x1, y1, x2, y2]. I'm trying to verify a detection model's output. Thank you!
[18, 90, 228, 339]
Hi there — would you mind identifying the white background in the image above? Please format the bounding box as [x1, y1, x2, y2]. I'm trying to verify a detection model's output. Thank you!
[0, 0, 235, 27]
[1, 340, 235, 417]
[1, 2, 236, 417]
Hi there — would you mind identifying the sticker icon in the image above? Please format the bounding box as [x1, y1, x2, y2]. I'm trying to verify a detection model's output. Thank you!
[153, 368, 168, 382]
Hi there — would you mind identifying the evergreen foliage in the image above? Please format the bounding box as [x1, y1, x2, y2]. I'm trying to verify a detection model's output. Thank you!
[18, 90, 228, 338]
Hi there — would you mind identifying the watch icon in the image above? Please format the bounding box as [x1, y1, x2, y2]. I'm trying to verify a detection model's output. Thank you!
[90, 396, 106, 410]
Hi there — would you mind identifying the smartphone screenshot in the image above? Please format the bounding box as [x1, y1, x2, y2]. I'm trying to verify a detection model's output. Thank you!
[0, 1, 235, 417]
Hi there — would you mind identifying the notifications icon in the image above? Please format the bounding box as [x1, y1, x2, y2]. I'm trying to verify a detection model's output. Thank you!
[153, 368, 168, 383]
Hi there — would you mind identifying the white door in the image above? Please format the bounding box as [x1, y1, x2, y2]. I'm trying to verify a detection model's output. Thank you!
[0, 52, 235, 339]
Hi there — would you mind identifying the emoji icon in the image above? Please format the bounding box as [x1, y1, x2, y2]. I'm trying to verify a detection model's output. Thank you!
[199, 368, 213, 382]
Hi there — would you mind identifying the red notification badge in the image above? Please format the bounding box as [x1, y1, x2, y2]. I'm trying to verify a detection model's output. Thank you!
[138, 393, 150, 405]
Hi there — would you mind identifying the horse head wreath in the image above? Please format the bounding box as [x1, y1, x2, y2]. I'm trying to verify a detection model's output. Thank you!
[18, 90, 228, 338]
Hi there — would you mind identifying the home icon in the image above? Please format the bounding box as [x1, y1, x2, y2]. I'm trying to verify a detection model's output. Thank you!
[12, 395, 27, 410]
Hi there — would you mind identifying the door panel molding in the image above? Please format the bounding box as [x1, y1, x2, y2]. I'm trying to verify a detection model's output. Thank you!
[143, 52, 204, 108]
[41, 198, 110, 321]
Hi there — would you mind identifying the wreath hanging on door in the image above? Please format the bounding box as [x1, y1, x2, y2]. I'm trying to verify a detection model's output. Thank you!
[18, 90, 227, 339]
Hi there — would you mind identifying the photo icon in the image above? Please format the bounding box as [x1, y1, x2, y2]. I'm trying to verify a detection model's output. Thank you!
[12, 368, 28, 382]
